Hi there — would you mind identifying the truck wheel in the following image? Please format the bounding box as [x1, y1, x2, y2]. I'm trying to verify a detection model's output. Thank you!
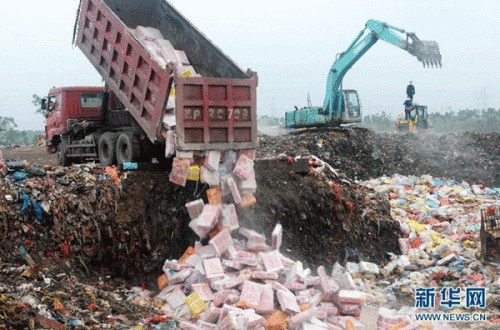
[57, 140, 69, 166]
[116, 132, 141, 164]
[98, 132, 118, 166]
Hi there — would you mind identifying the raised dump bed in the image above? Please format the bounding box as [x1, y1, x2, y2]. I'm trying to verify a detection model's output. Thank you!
[75, 0, 257, 151]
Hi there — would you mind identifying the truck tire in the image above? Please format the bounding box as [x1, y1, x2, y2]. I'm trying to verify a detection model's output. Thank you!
[57, 139, 69, 166]
[98, 132, 118, 166]
[116, 132, 141, 164]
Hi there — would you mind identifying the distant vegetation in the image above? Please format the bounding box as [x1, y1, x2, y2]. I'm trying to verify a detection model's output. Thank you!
[257, 108, 499, 134]
[257, 115, 285, 127]
[363, 108, 500, 133]
[0, 116, 43, 147]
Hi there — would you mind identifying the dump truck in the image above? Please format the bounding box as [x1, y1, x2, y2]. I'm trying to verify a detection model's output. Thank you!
[43, 0, 257, 166]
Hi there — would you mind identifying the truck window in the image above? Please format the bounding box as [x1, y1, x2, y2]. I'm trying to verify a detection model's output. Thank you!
[81, 93, 103, 108]
[47, 94, 61, 111]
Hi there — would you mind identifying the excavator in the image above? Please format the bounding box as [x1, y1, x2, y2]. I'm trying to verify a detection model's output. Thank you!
[285, 19, 442, 128]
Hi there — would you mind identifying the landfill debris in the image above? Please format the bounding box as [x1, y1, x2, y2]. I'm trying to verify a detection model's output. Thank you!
[0, 128, 498, 328]
[257, 129, 499, 187]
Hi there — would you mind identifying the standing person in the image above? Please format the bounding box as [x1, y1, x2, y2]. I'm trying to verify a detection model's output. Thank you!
[406, 81, 415, 101]
[403, 97, 412, 120]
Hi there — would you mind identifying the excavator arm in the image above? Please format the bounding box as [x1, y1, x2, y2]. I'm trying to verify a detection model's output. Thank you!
[323, 19, 442, 119]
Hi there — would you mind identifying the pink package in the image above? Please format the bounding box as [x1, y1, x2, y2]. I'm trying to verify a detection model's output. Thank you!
[204, 150, 221, 171]
[271, 223, 283, 251]
[239, 149, 256, 160]
[200, 165, 220, 187]
[199, 305, 221, 323]
[239, 280, 262, 309]
[234, 250, 258, 266]
[169, 158, 190, 187]
[277, 289, 301, 313]
[198, 204, 221, 229]
[238, 169, 257, 192]
[250, 271, 279, 280]
[262, 250, 285, 273]
[189, 218, 211, 239]
[258, 285, 274, 313]
[338, 302, 361, 315]
[239, 228, 266, 243]
[185, 199, 204, 220]
[226, 175, 241, 204]
[304, 276, 320, 287]
[220, 204, 240, 232]
[209, 228, 233, 257]
[192, 282, 215, 301]
[288, 310, 315, 328]
[202, 258, 224, 281]
[337, 290, 371, 304]
[233, 154, 254, 180]
[196, 320, 217, 330]
[133, 26, 164, 41]
[223, 274, 247, 289]
[165, 129, 176, 157]
[318, 265, 331, 293]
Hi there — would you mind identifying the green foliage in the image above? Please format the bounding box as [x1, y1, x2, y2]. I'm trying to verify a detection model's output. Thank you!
[0, 116, 43, 146]
[32, 94, 45, 115]
[0, 116, 17, 132]
[257, 115, 285, 127]
[363, 108, 500, 133]
[362, 112, 393, 132]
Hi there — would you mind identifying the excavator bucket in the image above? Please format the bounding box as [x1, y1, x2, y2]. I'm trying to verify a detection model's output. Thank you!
[407, 37, 442, 68]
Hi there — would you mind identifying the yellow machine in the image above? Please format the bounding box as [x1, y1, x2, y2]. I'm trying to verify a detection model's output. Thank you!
[395, 105, 431, 133]
[480, 205, 499, 258]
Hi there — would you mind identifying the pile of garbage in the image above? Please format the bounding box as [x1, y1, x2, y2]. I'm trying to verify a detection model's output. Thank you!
[1, 139, 498, 328]
[240, 158, 401, 268]
[0, 154, 408, 328]
[123, 221, 457, 330]
[258, 130, 500, 187]
[0, 162, 121, 267]
[357, 174, 499, 326]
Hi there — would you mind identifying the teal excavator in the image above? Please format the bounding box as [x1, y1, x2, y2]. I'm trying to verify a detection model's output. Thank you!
[285, 19, 442, 128]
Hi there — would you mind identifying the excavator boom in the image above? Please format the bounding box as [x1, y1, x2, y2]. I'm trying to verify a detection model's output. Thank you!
[285, 19, 442, 129]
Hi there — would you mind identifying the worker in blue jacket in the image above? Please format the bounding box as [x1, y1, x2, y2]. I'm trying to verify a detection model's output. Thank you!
[403, 98, 412, 120]
[406, 81, 415, 101]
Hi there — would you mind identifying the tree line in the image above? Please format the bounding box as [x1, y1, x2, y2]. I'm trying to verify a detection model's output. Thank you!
[362, 108, 500, 133]
[0, 116, 43, 147]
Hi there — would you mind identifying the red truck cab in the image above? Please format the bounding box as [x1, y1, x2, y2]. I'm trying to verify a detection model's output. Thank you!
[45, 86, 103, 153]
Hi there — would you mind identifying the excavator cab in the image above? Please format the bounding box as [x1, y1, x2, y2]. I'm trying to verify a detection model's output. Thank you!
[343, 90, 362, 121]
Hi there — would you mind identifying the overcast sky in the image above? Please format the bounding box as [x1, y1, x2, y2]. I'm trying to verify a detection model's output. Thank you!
[1, 0, 499, 130]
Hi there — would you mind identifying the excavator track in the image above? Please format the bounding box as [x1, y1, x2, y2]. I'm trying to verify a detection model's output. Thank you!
[288, 125, 370, 135]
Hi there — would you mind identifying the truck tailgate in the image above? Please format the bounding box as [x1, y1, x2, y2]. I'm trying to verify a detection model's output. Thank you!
[175, 74, 257, 151]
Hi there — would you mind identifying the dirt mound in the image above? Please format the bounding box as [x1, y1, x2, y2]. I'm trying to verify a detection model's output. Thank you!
[0, 162, 401, 328]
[258, 129, 499, 187]
[240, 160, 400, 268]
[0, 161, 399, 281]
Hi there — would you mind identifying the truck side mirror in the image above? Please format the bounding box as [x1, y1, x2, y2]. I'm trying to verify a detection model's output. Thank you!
[41, 98, 47, 110]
